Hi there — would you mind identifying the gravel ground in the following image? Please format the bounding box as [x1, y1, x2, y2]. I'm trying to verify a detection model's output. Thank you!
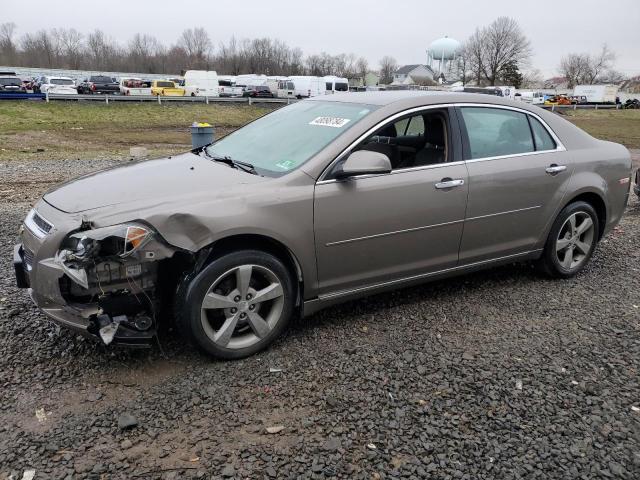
[1, 152, 639, 480]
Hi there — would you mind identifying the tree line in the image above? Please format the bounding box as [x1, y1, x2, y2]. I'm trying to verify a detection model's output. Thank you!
[0, 23, 375, 79]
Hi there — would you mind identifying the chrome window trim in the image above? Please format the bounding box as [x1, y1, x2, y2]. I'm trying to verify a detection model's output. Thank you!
[457, 103, 566, 160]
[316, 102, 566, 185]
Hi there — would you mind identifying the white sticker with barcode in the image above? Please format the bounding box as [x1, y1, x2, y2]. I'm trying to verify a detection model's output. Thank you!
[309, 117, 351, 128]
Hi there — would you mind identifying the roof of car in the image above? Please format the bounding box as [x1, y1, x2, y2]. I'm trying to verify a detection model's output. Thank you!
[309, 90, 529, 109]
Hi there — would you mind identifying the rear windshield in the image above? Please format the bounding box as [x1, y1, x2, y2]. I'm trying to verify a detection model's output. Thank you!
[206, 100, 377, 177]
[50, 78, 74, 85]
[0, 77, 22, 86]
[90, 76, 114, 83]
[156, 81, 174, 88]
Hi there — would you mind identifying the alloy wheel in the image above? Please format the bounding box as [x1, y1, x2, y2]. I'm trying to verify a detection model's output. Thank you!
[200, 264, 284, 350]
[555, 211, 595, 271]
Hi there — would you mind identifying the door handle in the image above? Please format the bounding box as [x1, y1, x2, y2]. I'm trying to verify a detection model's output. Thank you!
[545, 164, 567, 175]
[435, 178, 465, 189]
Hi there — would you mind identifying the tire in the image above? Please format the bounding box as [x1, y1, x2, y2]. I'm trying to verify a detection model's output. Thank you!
[538, 201, 599, 278]
[178, 250, 295, 359]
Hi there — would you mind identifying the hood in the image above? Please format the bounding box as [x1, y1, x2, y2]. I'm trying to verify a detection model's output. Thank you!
[44, 152, 266, 213]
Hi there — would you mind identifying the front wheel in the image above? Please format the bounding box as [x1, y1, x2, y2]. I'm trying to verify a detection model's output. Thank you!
[179, 250, 295, 359]
[538, 201, 599, 278]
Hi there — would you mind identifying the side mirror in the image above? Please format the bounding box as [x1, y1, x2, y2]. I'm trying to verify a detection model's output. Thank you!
[334, 150, 392, 179]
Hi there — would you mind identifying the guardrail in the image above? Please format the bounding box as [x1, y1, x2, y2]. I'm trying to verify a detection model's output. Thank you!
[540, 103, 622, 111]
[44, 93, 294, 105]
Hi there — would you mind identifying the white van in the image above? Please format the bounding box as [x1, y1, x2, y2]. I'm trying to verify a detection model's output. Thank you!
[288, 76, 326, 98]
[518, 91, 545, 105]
[323, 75, 349, 94]
[183, 70, 220, 97]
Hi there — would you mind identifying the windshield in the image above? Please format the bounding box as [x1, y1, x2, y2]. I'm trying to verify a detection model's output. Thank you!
[0, 77, 21, 86]
[51, 78, 74, 85]
[206, 100, 376, 177]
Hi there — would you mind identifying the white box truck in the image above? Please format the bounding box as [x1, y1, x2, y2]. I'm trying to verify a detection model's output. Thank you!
[183, 70, 220, 97]
[573, 85, 618, 104]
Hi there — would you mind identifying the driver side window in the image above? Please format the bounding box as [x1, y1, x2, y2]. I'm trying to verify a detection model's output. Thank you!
[355, 109, 449, 170]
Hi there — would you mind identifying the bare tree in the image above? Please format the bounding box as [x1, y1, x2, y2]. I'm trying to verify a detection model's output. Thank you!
[179, 28, 212, 69]
[462, 28, 486, 85]
[355, 57, 368, 84]
[480, 17, 531, 86]
[520, 68, 544, 88]
[559, 45, 617, 87]
[0, 22, 17, 64]
[585, 44, 616, 84]
[56, 28, 84, 69]
[379, 56, 397, 84]
[559, 53, 590, 88]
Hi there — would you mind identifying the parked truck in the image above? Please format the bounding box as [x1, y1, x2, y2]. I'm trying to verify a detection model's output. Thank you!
[573, 85, 618, 104]
[119, 78, 152, 96]
[77, 75, 120, 94]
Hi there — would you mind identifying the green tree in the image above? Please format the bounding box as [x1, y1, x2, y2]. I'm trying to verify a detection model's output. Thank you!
[499, 60, 523, 88]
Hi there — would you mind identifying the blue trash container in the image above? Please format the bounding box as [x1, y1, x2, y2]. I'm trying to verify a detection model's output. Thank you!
[190, 123, 214, 149]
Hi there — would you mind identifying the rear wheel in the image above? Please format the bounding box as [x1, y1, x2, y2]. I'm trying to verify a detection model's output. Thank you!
[538, 201, 599, 278]
[179, 250, 295, 359]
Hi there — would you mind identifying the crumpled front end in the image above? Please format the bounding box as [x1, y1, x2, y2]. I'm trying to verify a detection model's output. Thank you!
[15, 200, 181, 346]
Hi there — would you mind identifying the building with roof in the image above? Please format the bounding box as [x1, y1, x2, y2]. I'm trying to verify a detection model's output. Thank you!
[392, 64, 436, 86]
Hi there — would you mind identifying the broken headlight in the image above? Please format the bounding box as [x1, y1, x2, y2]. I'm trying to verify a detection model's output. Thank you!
[63, 223, 153, 260]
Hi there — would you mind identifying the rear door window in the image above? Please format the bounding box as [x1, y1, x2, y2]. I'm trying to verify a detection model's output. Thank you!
[529, 116, 557, 151]
[459, 107, 534, 159]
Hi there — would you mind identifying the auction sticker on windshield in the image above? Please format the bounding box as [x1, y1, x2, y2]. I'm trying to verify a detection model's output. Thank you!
[309, 117, 351, 128]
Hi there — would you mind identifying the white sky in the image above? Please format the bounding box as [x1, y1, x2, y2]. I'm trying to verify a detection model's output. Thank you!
[4, 0, 640, 77]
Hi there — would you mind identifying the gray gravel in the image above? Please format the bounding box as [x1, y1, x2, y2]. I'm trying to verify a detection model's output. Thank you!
[1, 155, 639, 479]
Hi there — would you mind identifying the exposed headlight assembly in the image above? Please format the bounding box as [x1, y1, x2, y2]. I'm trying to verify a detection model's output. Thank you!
[64, 223, 153, 260]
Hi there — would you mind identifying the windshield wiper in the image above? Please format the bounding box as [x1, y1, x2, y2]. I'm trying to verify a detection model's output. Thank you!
[202, 151, 259, 176]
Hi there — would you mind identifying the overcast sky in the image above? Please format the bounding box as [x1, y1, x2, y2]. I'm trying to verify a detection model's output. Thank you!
[4, 0, 639, 77]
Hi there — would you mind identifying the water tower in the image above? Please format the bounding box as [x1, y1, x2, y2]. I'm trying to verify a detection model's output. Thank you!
[427, 36, 461, 82]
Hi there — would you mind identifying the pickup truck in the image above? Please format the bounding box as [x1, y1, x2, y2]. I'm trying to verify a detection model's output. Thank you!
[151, 80, 185, 96]
[119, 78, 152, 96]
[77, 75, 120, 94]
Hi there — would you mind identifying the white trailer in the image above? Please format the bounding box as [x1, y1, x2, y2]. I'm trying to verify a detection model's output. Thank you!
[288, 76, 326, 98]
[183, 70, 220, 97]
[573, 85, 618, 104]
[276, 78, 296, 99]
[235, 74, 268, 88]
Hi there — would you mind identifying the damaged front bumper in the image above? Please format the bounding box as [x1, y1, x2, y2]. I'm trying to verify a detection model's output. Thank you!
[14, 201, 177, 347]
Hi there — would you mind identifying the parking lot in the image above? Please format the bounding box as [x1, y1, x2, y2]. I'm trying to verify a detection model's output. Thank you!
[1, 103, 639, 479]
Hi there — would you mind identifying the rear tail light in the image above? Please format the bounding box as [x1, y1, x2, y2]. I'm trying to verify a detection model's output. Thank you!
[90, 83, 95, 91]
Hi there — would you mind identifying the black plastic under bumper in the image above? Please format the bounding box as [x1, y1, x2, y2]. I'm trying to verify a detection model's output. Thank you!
[13, 244, 29, 288]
